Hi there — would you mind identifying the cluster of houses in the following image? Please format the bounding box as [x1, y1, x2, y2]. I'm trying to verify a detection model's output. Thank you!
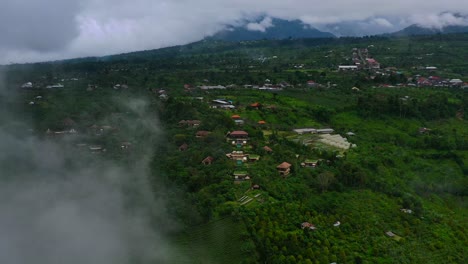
[192, 79, 290, 92]
[339, 47, 380, 71]
[20, 82, 65, 89]
[174, 94, 356, 189]
[44, 117, 134, 154]
[408, 75, 466, 88]
[177, 122, 293, 183]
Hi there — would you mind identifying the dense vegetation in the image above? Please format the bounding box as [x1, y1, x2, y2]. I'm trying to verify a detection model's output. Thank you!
[1, 34, 467, 263]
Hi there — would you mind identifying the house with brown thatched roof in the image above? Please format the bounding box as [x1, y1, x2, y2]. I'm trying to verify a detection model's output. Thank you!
[277, 162, 292, 176]
[263, 146, 273, 153]
[202, 156, 214, 165]
[62, 118, 76, 128]
[196, 130, 211, 138]
[179, 143, 189, 151]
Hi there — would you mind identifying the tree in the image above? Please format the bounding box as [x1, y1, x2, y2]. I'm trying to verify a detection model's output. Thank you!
[316, 171, 335, 192]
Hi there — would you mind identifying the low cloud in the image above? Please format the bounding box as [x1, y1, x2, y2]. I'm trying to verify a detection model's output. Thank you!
[409, 12, 468, 29]
[0, 72, 171, 264]
[372, 18, 393, 28]
[246, 17, 274, 32]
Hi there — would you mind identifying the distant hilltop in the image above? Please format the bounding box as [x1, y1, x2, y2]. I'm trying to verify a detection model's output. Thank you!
[208, 18, 335, 41]
[389, 24, 468, 37]
[208, 16, 468, 42]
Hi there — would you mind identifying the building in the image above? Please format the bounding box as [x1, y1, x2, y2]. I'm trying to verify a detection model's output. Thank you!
[228, 131, 249, 146]
[277, 162, 292, 176]
[248, 154, 260, 162]
[301, 222, 316, 230]
[211, 99, 235, 109]
[179, 120, 201, 127]
[21, 82, 33, 88]
[200, 85, 226, 90]
[234, 119, 245, 126]
[179, 143, 189, 151]
[307, 80, 318, 87]
[293, 128, 317, 134]
[250, 102, 261, 108]
[202, 156, 214, 165]
[316, 128, 334, 134]
[366, 58, 380, 69]
[46, 83, 64, 89]
[233, 171, 249, 181]
[196, 130, 211, 138]
[226, 151, 248, 160]
[339, 65, 358, 71]
[263, 146, 273, 153]
[301, 159, 319, 168]
[449, 79, 463, 86]
[120, 142, 132, 150]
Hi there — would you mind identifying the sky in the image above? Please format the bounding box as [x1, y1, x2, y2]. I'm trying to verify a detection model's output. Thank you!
[1, 0, 468, 64]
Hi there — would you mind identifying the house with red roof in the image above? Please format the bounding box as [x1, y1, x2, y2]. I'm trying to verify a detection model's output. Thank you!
[366, 58, 380, 69]
[307, 80, 318, 87]
[250, 102, 261, 109]
[228, 130, 249, 146]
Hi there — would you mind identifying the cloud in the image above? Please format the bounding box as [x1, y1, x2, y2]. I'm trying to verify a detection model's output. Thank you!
[0, 72, 172, 264]
[409, 12, 468, 29]
[0, 0, 468, 63]
[372, 18, 393, 28]
[246, 17, 274, 32]
[0, 1, 81, 52]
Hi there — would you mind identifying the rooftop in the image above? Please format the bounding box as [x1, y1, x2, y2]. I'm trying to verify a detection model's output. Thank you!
[277, 162, 292, 169]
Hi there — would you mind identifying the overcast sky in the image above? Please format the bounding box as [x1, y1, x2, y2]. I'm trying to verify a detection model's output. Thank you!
[1, 0, 468, 64]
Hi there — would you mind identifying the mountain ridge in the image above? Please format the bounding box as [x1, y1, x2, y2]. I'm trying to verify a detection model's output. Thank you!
[208, 18, 336, 41]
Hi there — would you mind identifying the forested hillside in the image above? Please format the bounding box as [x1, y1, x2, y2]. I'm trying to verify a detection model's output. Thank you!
[1, 34, 467, 264]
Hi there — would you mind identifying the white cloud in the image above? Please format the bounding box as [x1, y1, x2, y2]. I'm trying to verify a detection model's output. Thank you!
[246, 17, 274, 32]
[410, 12, 468, 29]
[372, 18, 393, 28]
